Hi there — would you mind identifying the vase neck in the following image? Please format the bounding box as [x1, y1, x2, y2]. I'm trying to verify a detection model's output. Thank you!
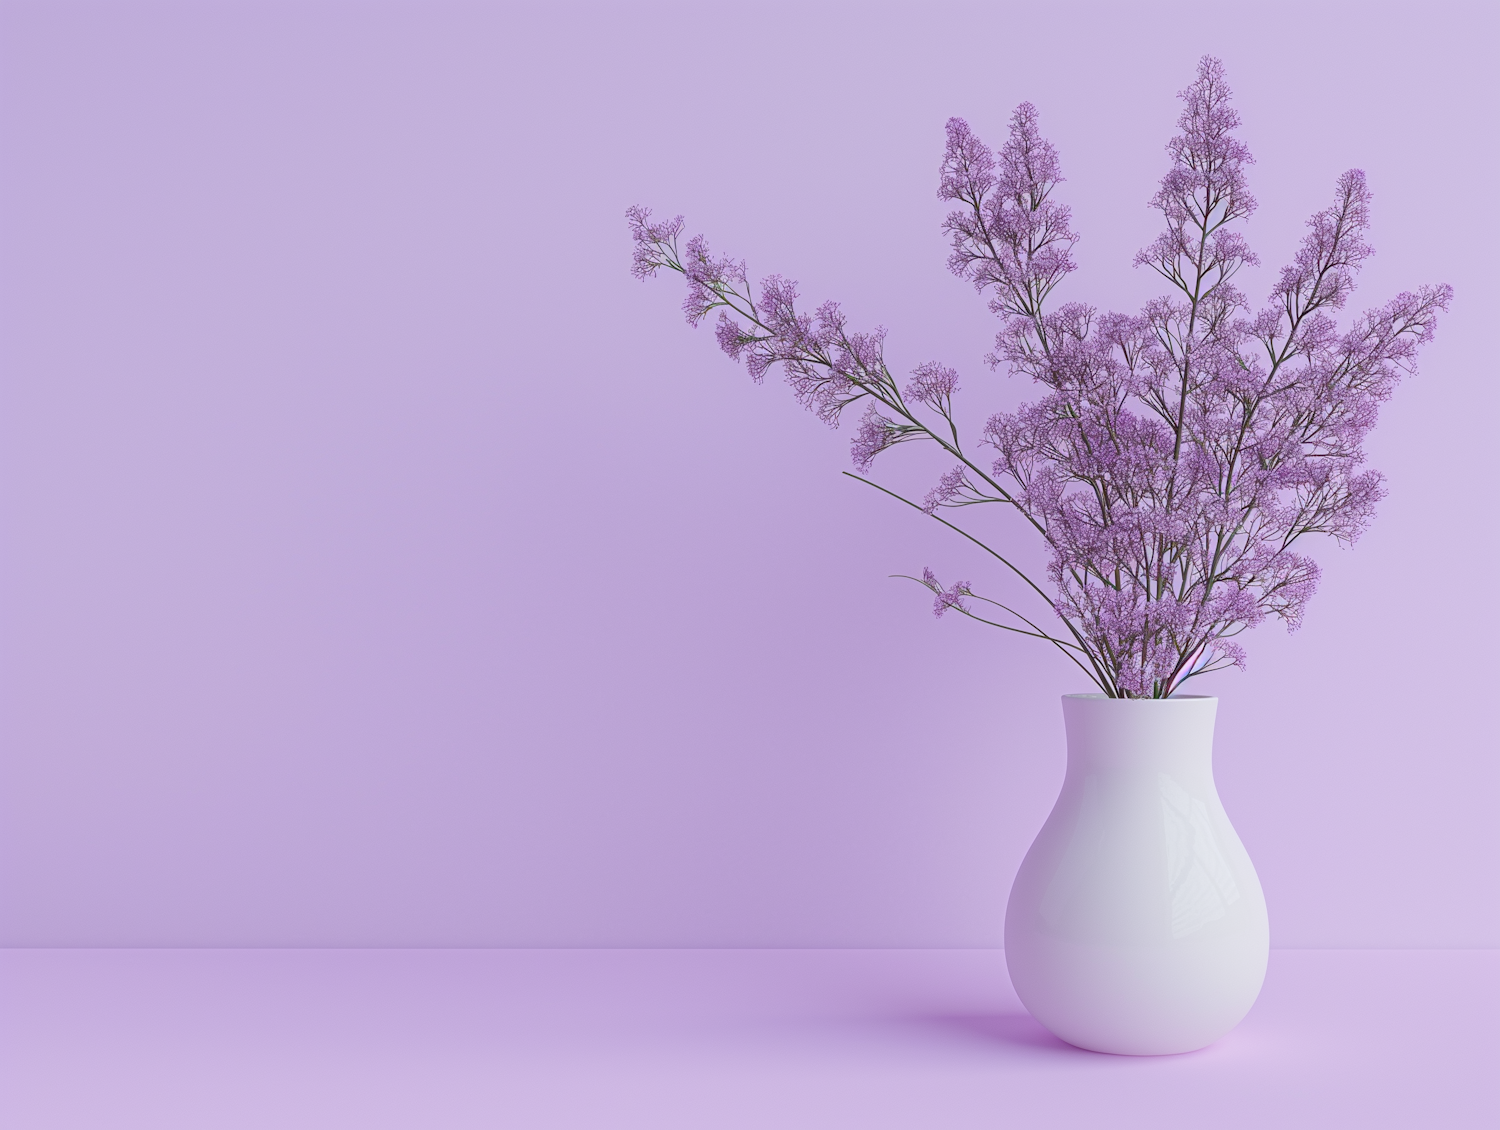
[1060, 694, 1218, 779]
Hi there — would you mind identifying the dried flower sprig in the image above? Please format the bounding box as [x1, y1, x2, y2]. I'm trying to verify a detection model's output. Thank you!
[629, 57, 1450, 698]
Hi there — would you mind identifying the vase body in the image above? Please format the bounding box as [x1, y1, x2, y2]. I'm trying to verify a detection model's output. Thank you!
[1004, 694, 1268, 1055]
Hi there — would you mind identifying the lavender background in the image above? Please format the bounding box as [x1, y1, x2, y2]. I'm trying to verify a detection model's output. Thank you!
[0, 1, 1494, 950]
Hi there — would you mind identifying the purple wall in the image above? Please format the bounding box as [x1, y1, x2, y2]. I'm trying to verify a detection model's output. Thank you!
[1, 1, 1494, 948]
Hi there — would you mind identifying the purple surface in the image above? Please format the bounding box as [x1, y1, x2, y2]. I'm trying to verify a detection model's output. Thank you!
[1, 948, 1495, 1128]
[1, 1, 1497, 949]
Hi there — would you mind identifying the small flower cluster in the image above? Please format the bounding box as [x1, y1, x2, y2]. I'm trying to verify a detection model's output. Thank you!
[628, 58, 1450, 697]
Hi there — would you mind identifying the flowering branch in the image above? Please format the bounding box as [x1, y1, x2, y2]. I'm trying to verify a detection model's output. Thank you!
[628, 57, 1450, 698]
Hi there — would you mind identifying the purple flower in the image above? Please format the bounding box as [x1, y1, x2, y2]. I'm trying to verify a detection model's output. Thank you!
[905, 362, 960, 412]
[626, 206, 685, 280]
[850, 404, 906, 473]
[919, 568, 972, 618]
[921, 465, 967, 514]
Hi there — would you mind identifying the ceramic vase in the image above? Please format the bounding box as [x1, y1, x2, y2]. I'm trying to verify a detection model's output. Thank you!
[1004, 693, 1269, 1055]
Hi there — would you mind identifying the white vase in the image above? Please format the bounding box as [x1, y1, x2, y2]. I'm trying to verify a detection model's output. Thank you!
[1004, 694, 1269, 1055]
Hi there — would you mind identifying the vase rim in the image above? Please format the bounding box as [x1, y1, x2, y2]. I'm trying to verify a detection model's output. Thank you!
[1063, 693, 1216, 702]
